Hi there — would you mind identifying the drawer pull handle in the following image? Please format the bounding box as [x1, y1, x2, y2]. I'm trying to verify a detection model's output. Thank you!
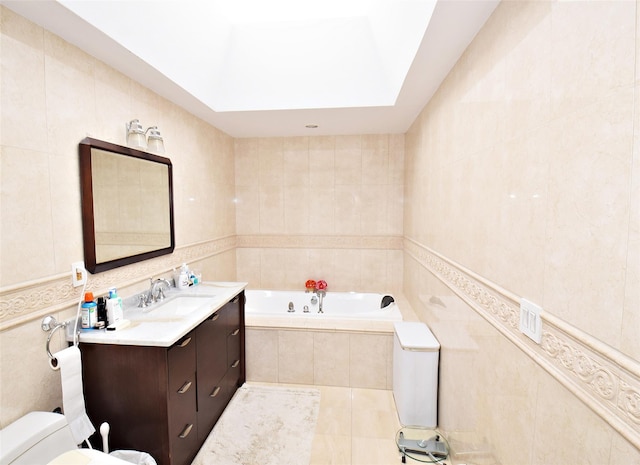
[231, 360, 240, 368]
[210, 386, 221, 398]
[231, 328, 240, 336]
[209, 313, 220, 321]
[177, 381, 192, 394]
[179, 423, 193, 439]
[178, 337, 192, 348]
[231, 295, 240, 304]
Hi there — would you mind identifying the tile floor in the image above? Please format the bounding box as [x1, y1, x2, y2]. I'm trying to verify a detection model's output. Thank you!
[246, 382, 455, 465]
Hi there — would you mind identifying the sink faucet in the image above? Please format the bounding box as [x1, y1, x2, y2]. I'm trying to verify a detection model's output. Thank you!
[149, 278, 171, 303]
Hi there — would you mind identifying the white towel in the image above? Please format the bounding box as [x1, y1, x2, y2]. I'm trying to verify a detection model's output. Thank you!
[55, 345, 96, 444]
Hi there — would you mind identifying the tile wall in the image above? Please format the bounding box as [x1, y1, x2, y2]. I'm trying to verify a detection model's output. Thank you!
[404, 1, 640, 463]
[234, 135, 404, 292]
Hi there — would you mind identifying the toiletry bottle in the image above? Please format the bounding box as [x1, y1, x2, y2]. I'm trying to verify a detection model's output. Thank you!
[97, 296, 107, 324]
[106, 288, 123, 324]
[81, 292, 97, 329]
[178, 268, 189, 290]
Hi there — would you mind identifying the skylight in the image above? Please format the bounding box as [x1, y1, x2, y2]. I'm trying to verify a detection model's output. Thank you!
[59, 0, 436, 112]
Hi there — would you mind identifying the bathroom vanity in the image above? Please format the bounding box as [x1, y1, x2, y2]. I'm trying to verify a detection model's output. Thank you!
[77, 282, 246, 465]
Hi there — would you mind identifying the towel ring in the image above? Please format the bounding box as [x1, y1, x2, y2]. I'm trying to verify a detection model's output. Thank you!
[42, 315, 68, 370]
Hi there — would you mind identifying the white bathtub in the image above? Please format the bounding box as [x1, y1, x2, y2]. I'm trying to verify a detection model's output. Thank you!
[244, 290, 402, 321]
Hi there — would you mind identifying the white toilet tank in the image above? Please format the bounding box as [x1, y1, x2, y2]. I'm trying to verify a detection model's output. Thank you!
[0, 412, 77, 465]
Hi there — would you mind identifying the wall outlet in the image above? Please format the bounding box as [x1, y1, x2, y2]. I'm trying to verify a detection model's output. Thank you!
[519, 298, 542, 343]
[71, 261, 87, 287]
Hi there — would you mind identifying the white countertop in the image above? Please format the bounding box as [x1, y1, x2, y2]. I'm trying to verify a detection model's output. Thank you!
[75, 281, 247, 347]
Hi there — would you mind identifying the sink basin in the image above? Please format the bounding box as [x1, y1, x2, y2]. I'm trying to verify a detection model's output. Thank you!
[137, 294, 217, 319]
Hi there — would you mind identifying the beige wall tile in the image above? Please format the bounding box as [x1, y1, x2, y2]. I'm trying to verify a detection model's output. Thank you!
[309, 185, 336, 234]
[278, 330, 314, 384]
[245, 329, 278, 383]
[610, 433, 640, 465]
[0, 147, 55, 284]
[313, 332, 350, 386]
[622, 83, 640, 360]
[349, 333, 390, 389]
[543, 86, 634, 346]
[258, 184, 284, 233]
[284, 185, 311, 234]
[0, 8, 48, 152]
[44, 31, 98, 157]
[234, 138, 258, 187]
[550, 0, 636, 120]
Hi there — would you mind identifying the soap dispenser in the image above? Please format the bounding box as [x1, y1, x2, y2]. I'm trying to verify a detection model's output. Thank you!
[106, 288, 123, 325]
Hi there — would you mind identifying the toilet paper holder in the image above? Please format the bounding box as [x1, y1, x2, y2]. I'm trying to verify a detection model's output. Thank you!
[42, 315, 68, 370]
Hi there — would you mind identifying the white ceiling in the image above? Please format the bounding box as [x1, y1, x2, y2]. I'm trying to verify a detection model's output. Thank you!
[2, 0, 499, 137]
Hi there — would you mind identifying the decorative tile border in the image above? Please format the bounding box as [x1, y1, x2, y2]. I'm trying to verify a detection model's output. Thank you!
[404, 237, 640, 449]
[237, 234, 403, 250]
[0, 236, 237, 330]
[1, 234, 399, 330]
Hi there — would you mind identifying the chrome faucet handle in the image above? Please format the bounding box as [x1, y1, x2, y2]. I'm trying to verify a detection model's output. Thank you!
[138, 294, 148, 308]
[149, 277, 171, 302]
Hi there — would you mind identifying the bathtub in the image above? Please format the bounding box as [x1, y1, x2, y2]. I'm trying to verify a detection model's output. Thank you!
[244, 289, 405, 388]
[244, 289, 402, 321]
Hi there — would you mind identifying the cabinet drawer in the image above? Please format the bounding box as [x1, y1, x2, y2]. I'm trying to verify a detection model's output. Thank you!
[168, 332, 196, 387]
[168, 333, 197, 413]
[168, 412, 198, 465]
[226, 350, 242, 393]
[168, 332, 197, 465]
[224, 294, 241, 331]
[227, 328, 241, 370]
[196, 376, 229, 442]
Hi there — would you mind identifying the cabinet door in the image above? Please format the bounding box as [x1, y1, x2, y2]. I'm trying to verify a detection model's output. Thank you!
[196, 310, 229, 442]
[167, 332, 198, 465]
[81, 344, 170, 465]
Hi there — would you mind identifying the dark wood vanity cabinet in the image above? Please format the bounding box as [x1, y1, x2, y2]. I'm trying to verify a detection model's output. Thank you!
[80, 291, 245, 465]
[195, 293, 244, 442]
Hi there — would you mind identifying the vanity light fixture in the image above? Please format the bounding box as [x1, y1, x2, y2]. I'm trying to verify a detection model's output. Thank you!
[145, 126, 165, 154]
[125, 120, 165, 154]
[126, 119, 146, 149]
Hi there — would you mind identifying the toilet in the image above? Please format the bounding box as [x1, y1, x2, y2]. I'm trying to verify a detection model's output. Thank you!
[0, 411, 132, 465]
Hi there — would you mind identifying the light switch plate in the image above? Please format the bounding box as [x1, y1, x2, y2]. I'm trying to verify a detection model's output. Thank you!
[71, 261, 87, 287]
[519, 298, 542, 343]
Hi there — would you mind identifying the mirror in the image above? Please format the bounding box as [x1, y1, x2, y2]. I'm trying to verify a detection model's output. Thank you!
[79, 137, 175, 273]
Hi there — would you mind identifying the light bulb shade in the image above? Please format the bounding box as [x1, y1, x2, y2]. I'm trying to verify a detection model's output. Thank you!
[146, 126, 165, 154]
[126, 119, 146, 149]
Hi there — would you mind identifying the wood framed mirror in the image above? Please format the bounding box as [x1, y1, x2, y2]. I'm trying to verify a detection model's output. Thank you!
[79, 137, 175, 273]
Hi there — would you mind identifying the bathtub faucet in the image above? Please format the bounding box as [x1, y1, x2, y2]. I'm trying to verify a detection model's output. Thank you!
[315, 290, 326, 313]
